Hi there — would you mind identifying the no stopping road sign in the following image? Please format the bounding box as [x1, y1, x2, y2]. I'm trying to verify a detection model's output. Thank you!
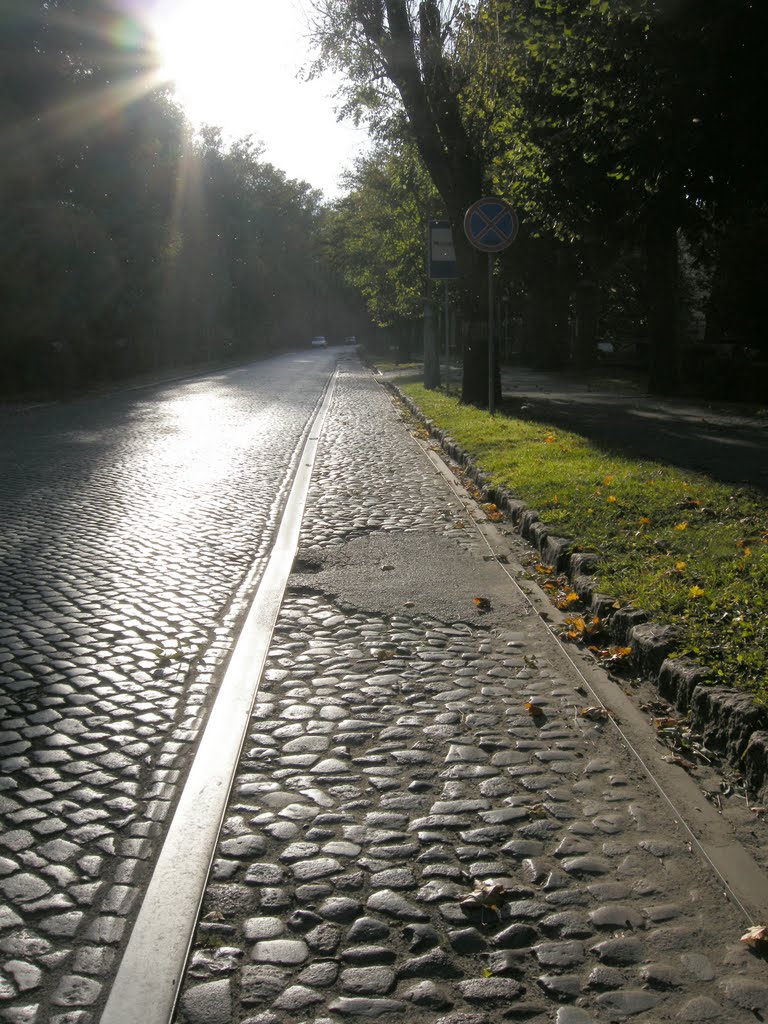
[464, 197, 518, 253]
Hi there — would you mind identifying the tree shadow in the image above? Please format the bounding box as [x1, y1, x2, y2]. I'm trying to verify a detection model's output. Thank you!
[499, 368, 768, 494]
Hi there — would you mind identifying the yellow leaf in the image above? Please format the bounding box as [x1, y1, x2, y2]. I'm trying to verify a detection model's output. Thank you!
[603, 475, 614, 485]
[638, 516, 651, 526]
[675, 561, 686, 571]
[607, 495, 617, 504]
[688, 586, 705, 599]
[544, 434, 557, 443]
[474, 596, 492, 611]
[525, 701, 545, 716]
[675, 522, 688, 531]
[653, 716, 679, 730]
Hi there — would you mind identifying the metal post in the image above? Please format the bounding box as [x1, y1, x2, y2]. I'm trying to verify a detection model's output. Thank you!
[488, 252, 495, 416]
[444, 281, 450, 391]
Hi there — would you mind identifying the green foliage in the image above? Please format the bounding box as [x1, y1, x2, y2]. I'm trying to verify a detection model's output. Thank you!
[0, 0, 365, 394]
[326, 139, 443, 327]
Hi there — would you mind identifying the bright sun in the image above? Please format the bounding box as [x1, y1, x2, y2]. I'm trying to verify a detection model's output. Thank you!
[145, 0, 365, 195]
[152, 0, 278, 128]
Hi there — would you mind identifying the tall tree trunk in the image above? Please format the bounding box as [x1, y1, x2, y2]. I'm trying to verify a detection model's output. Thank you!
[525, 242, 571, 370]
[377, 2, 488, 403]
[645, 203, 680, 394]
[423, 298, 440, 388]
[573, 279, 600, 368]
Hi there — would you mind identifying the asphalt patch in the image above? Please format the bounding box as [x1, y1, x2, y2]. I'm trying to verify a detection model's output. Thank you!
[290, 532, 528, 627]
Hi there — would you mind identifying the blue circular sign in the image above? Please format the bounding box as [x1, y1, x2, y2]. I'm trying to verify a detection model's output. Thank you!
[464, 197, 519, 253]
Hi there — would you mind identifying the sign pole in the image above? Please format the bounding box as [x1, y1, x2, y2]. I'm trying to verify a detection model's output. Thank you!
[444, 280, 450, 391]
[488, 253, 495, 415]
[463, 197, 518, 413]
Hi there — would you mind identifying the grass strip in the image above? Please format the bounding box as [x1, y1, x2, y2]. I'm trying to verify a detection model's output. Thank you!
[399, 382, 768, 702]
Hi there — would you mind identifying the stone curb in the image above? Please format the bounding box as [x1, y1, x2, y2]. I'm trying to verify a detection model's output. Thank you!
[383, 380, 768, 801]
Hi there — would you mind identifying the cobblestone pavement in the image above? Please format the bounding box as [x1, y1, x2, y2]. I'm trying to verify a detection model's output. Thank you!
[0, 353, 338, 1019]
[174, 365, 768, 1024]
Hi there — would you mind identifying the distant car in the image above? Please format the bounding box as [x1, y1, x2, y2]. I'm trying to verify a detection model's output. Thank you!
[310, 335, 327, 348]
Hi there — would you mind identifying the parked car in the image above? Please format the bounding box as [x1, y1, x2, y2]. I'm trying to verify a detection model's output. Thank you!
[310, 335, 327, 348]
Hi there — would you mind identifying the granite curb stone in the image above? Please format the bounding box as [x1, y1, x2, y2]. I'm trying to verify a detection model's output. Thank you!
[387, 381, 768, 799]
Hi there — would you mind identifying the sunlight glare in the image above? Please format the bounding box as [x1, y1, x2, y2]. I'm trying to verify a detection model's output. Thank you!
[148, 0, 367, 195]
[152, 0, 294, 132]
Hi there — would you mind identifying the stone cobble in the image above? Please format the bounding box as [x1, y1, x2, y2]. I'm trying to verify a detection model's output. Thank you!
[0, 357, 334, 1019]
[174, 367, 767, 1023]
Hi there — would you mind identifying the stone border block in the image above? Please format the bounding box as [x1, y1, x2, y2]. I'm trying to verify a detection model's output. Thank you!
[383, 379, 768, 798]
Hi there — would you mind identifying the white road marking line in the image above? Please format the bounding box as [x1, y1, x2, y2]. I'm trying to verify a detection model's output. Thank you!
[100, 370, 338, 1024]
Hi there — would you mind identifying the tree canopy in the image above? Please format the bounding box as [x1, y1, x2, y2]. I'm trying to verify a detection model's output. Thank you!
[310, 0, 768, 400]
[0, 0, 367, 395]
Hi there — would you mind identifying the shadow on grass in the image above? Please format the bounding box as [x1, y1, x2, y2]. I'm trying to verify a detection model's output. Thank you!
[499, 368, 768, 495]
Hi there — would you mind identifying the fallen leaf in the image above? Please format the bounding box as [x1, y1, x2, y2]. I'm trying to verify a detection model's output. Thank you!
[741, 925, 768, 946]
[525, 701, 545, 717]
[592, 645, 632, 664]
[653, 717, 680, 731]
[459, 879, 510, 910]
[528, 803, 550, 817]
[663, 754, 697, 771]
[580, 706, 609, 721]
[474, 596, 492, 611]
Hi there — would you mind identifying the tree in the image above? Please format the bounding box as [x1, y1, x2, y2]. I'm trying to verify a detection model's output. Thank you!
[478, 0, 768, 391]
[0, 0, 364, 393]
[309, 0, 498, 404]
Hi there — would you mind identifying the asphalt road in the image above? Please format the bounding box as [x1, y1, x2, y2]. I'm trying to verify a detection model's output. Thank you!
[0, 350, 340, 1016]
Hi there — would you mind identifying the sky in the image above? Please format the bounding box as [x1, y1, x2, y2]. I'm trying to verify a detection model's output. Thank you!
[147, 0, 368, 197]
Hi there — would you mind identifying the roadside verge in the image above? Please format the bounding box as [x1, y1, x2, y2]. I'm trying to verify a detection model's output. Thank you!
[383, 379, 768, 804]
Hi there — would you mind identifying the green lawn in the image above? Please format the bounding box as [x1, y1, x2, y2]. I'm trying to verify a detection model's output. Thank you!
[399, 382, 768, 701]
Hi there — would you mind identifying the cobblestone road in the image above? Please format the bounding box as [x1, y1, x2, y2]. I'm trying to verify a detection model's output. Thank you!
[0, 353, 337, 1019]
[174, 365, 768, 1024]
